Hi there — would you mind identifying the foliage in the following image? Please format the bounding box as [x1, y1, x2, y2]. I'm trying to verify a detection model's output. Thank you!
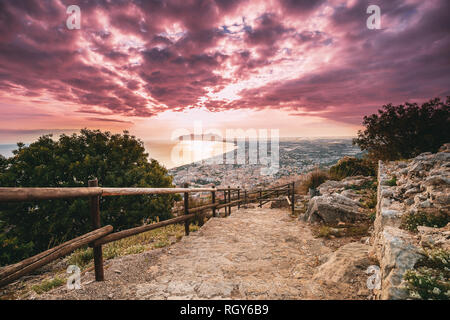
[329, 157, 376, 180]
[0, 129, 177, 266]
[401, 210, 450, 232]
[354, 97, 450, 161]
[404, 248, 450, 300]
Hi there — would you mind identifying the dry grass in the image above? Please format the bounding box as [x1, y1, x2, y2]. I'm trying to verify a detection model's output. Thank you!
[296, 169, 329, 195]
[68, 222, 200, 270]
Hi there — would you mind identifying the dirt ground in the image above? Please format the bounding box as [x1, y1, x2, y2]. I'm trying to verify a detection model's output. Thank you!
[12, 206, 371, 300]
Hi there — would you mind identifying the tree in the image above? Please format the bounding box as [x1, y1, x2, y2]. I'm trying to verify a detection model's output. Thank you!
[353, 97, 450, 161]
[0, 129, 177, 266]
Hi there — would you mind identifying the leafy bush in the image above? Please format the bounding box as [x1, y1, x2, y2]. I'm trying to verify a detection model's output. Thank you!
[354, 96, 450, 161]
[401, 210, 450, 232]
[404, 248, 450, 300]
[329, 157, 376, 180]
[0, 129, 178, 266]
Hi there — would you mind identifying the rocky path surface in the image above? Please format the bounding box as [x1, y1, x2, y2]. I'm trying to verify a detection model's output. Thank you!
[39, 207, 365, 300]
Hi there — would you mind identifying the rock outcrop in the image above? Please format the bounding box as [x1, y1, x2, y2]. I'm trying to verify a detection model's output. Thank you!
[301, 193, 365, 224]
[299, 176, 373, 224]
[372, 144, 450, 299]
[417, 224, 450, 250]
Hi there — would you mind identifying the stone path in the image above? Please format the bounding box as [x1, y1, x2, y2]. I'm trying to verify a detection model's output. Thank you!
[39, 207, 357, 300]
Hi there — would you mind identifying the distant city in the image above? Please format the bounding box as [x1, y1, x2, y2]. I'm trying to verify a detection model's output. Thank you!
[169, 138, 363, 191]
[0, 138, 364, 193]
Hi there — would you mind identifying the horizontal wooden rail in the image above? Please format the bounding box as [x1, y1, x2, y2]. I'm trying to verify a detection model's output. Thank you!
[188, 202, 217, 214]
[0, 187, 102, 202]
[92, 215, 196, 246]
[102, 187, 215, 196]
[0, 187, 216, 202]
[0, 225, 113, 287]
[216, 199, 242, 209]
[0, 181, 295, 288]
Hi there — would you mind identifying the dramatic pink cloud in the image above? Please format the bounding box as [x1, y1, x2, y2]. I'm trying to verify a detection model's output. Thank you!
[0, 0, 448, 141]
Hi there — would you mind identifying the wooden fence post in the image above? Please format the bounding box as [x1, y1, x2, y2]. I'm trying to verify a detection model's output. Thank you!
[259, 188, 262, 208]
[227, 186, 231, 216]
[184, 183, 190, 235]
[237, 187, 240, 209]
[88, 178, 104, 281]
[211, 186, 216, 217]
[223, 190, 227, 216]
[291, 182, 295, 215]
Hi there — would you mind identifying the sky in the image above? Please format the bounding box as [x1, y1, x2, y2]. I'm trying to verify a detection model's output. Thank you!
[0, 0, 449, 144]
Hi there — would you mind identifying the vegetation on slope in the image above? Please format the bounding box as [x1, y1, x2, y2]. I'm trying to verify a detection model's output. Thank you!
[354, 96, 450, 161]
[0, 129, 179, 266]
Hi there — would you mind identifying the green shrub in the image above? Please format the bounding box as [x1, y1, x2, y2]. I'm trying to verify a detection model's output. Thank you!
[0, 129, 177, 266]
[404, 248, 450, 300]
[354, 96, 450, 161]
[329, 157, 376, 180]
[401, 210, 450, 232]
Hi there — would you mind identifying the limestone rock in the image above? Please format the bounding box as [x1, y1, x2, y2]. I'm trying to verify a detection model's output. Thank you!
[376, 227, 422, 300]
[300, 193, 365, 224]
[317, 176, 372, 195]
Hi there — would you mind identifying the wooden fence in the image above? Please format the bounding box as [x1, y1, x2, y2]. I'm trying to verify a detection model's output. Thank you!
[0, 181, 295, 287]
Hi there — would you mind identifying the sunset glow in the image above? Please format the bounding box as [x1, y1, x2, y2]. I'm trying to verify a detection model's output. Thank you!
[0, 0, 449, 143]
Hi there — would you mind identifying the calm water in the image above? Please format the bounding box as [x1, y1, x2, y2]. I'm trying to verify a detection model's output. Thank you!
[0, 144, 17, 158]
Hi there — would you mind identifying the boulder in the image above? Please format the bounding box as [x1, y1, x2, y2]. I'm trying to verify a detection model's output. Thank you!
[300, 193, 365, 224]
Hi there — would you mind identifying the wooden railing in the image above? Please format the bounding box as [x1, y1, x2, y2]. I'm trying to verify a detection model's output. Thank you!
[0, 181, 295, 287]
